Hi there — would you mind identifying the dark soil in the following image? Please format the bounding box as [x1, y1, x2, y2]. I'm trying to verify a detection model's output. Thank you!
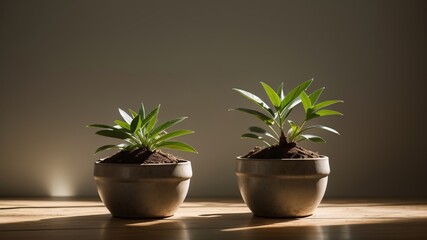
[242, 143, 320, 159]
[99, 149, 180, 164]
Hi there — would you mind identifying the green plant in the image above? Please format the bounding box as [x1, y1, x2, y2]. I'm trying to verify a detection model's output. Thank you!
[88, 102, 197, 154]
[230, 79, 343, 147]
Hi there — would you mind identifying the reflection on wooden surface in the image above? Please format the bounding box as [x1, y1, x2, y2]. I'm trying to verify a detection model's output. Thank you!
[0, 198, 426, 239]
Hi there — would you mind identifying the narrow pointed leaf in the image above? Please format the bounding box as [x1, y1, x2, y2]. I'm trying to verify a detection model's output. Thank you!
[309, 87, 325, 105]
[241, 133, 262, 140]
[124, 145, 138, 152]
[140, 105, 160, 131]
[313, 100, 344, 111]
[300, 91, 312, 113]
[314, 109, 343, 117]
[232, 88, 274, 117]
[95, 129, 130, 139]
[280, 107, 293, 121]
[125, 138, 140, 145]
[287, 97, 302, 110]
[282, 79, 313, 109]
[279, 98, 301, 120]
[241, 133, 271, 146]
[95, 145, 119, 153]
[119, 108, 133, 124]
[298, 134, 326, 143]
[248, 126, 268, 134]
[153, 130, 194, 144]
[288, 122, 300, 142]
[288, 120, 296, 127]
[129, 109, 138, 118]
[308, 109, 343, 120]
[317, 109, 343, 116]
[287, 127, 293, 139]
[114, 120, 130, 130]
[301, 125, 340, 135]
[230, 108, 274, 125]
[249, 126, 278, 141]
[146, 118, 157, 133]
[150, 117, 187, 137]
[155, 141, 197, 153]
[139, 103, 145, 118]
[277, 82, 285, 100]
[287, 125, 298, 140]
[87, 124, 115, 129]
[130, 115, 141, 133]
[260, 82, 281, 109]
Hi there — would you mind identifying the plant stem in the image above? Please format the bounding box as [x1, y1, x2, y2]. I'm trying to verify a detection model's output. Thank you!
[300, 120, 307, 129]
[279, 130, 288, 146]
[290, 120, 307, 142]
[268, 125, 280, 138]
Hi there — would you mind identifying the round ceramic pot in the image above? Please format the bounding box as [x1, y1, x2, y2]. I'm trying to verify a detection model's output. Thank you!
[236, 156, 330, 218]
[94, 160, 192, 218]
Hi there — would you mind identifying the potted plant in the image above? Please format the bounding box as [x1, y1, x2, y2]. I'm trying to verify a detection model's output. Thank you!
[230, 79, 343, 218]
[88, 102, 197, 218]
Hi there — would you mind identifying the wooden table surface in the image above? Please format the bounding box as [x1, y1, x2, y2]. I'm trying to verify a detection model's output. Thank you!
[0, 198, 426, 239]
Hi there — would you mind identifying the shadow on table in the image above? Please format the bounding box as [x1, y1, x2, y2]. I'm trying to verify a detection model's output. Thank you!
[0, 209, 427, 239]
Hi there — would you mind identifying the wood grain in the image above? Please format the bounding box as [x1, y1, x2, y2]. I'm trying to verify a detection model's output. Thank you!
[0, 198, 426, 239]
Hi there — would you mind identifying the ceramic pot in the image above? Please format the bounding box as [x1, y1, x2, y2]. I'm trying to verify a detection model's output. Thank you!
[236, 156, 329, 218]
[94, 160, 192, 218]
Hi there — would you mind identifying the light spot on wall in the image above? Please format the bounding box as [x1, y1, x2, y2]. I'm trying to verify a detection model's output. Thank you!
[48, 166, 74, 197]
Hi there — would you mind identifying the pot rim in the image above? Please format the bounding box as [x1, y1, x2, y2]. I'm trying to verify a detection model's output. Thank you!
[95, 159, 191, 166]
[236, 156, 328, 161]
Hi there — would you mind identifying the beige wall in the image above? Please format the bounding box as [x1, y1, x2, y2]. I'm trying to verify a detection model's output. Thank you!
[1, 0, 426, 197]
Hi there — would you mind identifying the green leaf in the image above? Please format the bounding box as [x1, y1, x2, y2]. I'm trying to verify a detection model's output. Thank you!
[249, 126, 278, 141]
[150, 117, 187, 138]
[114, 120, 130, 130]
[146, 117, 157, 133]
[282, 79, 313, 110]
[297, 134, 326, 143]
[123, 145, 138, 152]
[87, 124, 115, 129]
[313, 100, 344, 111]
[155, 141, 198, 153]
[301, 125, 340, 135]
[118, 108, 133, 124]
[125, 138, 140, 145]
[153, 129, 194, 144]
[260, 82, 281, 109]
[229, 108, 274, 125]
[286, 120, 300, 141]
[287, 97, 302, 110]
[140, 105, 160, 131]
[277, 82, 285, 100]
[130, 115, 141, 133]
[241, 133, 271, 146]
[300, 91, 312, 113]
[90, 102, 197, 155]
[280, 107, 292, 122]
[287, 125, 298, 140]
[307, 109, 343, 120]
[279, 98, 301, 121]
[139, 102, 145, 118]
[95, 129, 130, 140]
[129, 109, 138, 118]
[232, 88, 274, 117]
[309, 87, 325, 105]
[95, 144, 125, 154]
[241, 133, 262, 140]
[248, 126, 268, 134]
